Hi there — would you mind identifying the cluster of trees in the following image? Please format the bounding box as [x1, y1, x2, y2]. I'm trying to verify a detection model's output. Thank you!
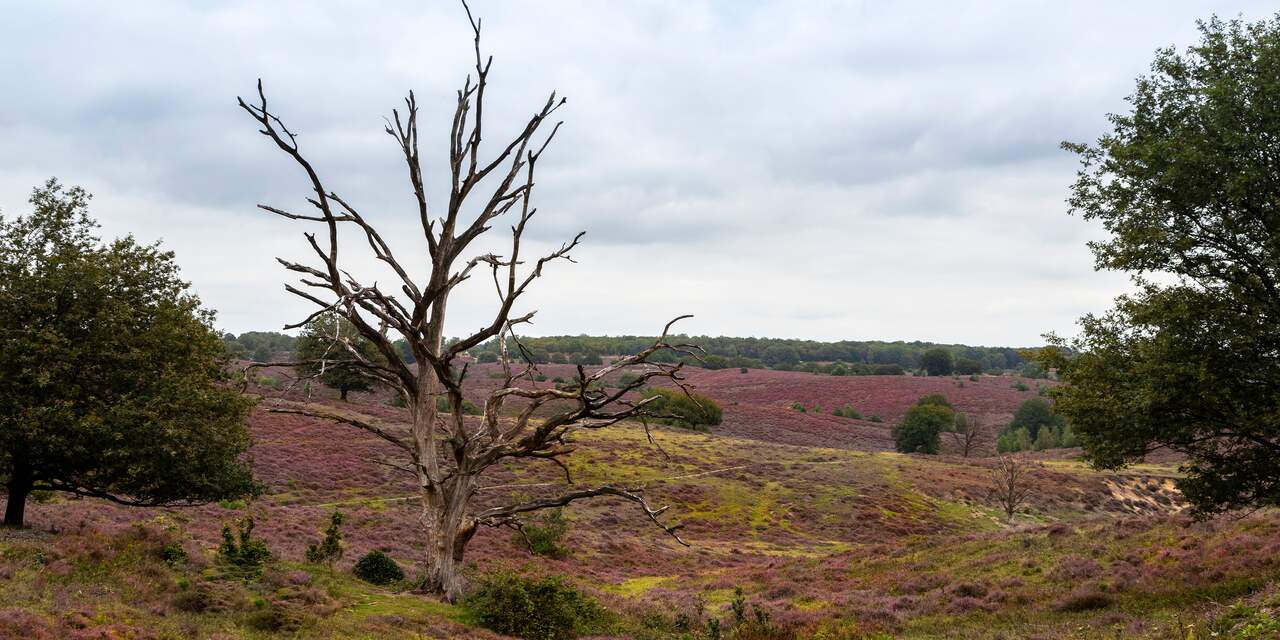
[996, 399, 1078, 453]
[470, 335, 1028, 373]
[222, 331, 296, 362]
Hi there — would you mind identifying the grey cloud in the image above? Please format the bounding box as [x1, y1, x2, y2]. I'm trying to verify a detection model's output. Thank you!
[1, 0, 1275, 344]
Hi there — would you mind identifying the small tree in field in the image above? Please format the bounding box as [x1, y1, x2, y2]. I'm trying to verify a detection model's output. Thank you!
[946, 412, 984, 457]
[0, 180, 255, 528]
[990, 456, 1035, 522]
[295, 313, 381, 401]
[892, 397, 954, 454]
[239, 3, 692, 600]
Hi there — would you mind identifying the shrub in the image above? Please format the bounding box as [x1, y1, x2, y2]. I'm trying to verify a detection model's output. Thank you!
[466, 571, 605, 640]
[514, 508, 570, 558]
[1011, 382, 1030, 392]
[1054, 590, 1112, 612]
[791, 402, 806, 413]
[868, 414, 883, 423]
[833, 405, 862, 420]
[352, 550, 404, 585]
[216, 516, 272, 578]
[739, 367, 749, 374]
[160, 541, 188, 567]
[305, 511, 344, 567]
[436, 396, 481, 415]
[640, 387, 722, 430]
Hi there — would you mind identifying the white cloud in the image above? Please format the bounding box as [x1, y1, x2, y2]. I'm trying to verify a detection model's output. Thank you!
[0, 0, 1270, 345]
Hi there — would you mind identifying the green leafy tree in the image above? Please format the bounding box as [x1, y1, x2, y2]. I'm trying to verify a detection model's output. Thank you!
[892, 397, 955, 454]
[1007, 398, 1064, 442]
[919, 348, 954, 376]
[1050, 15, 1280, 515]
[997, 427, 1033, 453]
[295, 313, 382, 401]
[217, 515, 273, 578]
[954, 357, 983, 376]
[306, 510, 345, 568]
[0, 180, 255, 528]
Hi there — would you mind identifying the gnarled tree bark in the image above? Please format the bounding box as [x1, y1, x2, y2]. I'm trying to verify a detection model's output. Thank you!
[239, 1, 695, 601]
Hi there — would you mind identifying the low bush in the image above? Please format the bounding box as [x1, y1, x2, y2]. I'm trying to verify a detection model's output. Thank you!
[436, 396, 481, 415]
[833, 405, 862, 420]
[305, 511, 344, 568]
[465, 571, 605, 640]
[1054, 589, 1112, 612]
[640, 387, 722, 430]
[216, 516, 271, 579]
[352, 550, 404, 585]
[514, 508, 571, 558]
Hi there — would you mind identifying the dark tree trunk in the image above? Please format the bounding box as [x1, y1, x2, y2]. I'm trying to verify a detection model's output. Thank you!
[340, 387, 349, 402]
[4, 459, 33, 528]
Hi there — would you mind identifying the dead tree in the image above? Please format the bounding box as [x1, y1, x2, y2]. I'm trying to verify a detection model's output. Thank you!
[238, 2, 693, 601]
[990, 455, 1035, 522]
[947, 412, 985, 457]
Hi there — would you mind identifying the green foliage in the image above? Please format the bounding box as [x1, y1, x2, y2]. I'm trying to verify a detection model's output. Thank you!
[954, 357, 983, 375]
[917, 394, 952, 408]
[1011, 382, 1029, 392]
[513, 508, 570, 558]
[920, 348, 954, 376]
[0, 179, 256, 527]
[352, 550, 404, 585]
[868, 414, 883, 423]
[997, 427, 1033, 454]
[436, 395, 481, 415]
[892, 397, 955, 454]
[465, 571, 605, 640]
[160, 541, 188, 567]
[305, 511, 344, 567]
[223, 331, 296, 362]
[470, 335, 1024, 373]
[216, 516, 272, 578]
[295, 312, 381, 401]
[791, 402, 806, 413]
[640, 387, 722, 430]
[1008, 399, 1064, 441]
[832, 405, 862, 420]
[1054, 15, 1280, 515]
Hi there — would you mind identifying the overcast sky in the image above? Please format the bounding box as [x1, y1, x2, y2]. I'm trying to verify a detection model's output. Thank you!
[1, 1, 1273, 346]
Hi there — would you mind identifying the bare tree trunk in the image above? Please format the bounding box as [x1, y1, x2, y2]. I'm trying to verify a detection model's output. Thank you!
[427, 476, 476, 600]
[3, 458, 32, 528]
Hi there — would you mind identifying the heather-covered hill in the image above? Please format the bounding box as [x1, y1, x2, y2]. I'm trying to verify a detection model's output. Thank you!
[4, 379, 1279, 638]
[249, 362, 1050, 452]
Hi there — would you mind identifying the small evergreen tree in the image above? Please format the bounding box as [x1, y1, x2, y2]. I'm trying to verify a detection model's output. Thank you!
[217, 515, 272, 578]
[305, 510, 345, 568]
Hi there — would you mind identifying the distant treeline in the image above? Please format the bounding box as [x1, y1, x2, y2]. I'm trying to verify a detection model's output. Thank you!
[221, 330, 1040, 376]
[222, 331, 297, 362]
[472, 335, 1038, 375]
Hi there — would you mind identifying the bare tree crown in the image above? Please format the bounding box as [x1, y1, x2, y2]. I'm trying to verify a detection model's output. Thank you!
[237, 1, 695, 600]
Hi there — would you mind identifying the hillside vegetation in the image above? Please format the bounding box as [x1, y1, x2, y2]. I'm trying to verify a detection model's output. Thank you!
[4, 372, 1278, 639]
